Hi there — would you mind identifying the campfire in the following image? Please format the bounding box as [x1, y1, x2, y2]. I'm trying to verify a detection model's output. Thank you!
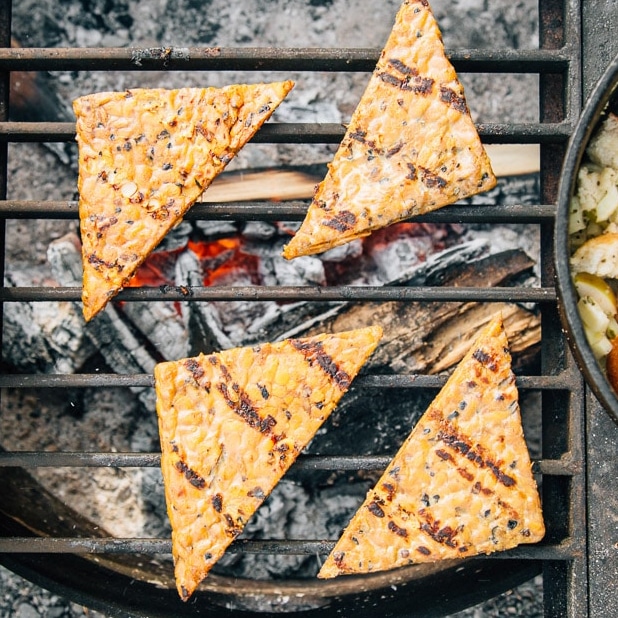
[2, 161, 543, 581]
[1, 1, 576, 616]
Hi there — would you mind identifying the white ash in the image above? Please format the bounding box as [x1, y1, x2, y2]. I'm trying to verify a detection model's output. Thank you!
[268, 254, 326, 287]
[215, 479, 371, 579]
[0, 385, 164, 541]
[318, 239, 364, 263]
[4, 264, 95, 374]
[195, 220, 239, 237]
[4, 221, 471, 372]
[242, 221, 278, 242]
[461, 174, 542, 279]
[174, 249, 236, 353]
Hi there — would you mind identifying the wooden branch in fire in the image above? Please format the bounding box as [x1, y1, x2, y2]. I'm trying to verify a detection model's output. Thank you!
[200, 145, 539, 204]
[278, 249, 540, 375]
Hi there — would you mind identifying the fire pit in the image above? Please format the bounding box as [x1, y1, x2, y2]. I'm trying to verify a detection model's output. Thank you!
[0, 0, 616, 616]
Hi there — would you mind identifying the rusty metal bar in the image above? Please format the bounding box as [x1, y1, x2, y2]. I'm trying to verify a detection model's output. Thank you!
[0, 452, 394, 471]
[0, 284, 557, 303]
[0, 452, 578, 477]
[0, 200, 557, 222]
[0, 46, 570, 73]
[0, 120, 574, 143]
[0, 536, 579, 559]
[538, 1, 587, 617]
[0, 372, 573, 390]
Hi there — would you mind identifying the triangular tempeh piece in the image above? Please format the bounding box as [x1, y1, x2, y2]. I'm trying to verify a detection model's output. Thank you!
[282, 0, 495, 259]
[318, 315, 544, 579]
[74, 82, 294, 321]
[154, 326, 382, 600]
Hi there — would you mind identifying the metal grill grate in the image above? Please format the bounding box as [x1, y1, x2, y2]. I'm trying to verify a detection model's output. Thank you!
[0, 0, 606, 616]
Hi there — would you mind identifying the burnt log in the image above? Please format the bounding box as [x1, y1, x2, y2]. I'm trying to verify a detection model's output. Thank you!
[277, 249, 540, 376]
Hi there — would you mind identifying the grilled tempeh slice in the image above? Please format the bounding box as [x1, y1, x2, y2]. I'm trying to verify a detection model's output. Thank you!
[154, 326, 382, 600]
[318, 314, 544, 578]
[74, 82, 294, 321]
[282, 0, 496, 259]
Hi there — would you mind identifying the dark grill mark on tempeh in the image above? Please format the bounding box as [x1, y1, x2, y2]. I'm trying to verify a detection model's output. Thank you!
[87, 253, 123, 272]
[195, 123, 214, 141]
[487, 461, 516, 487]
[472, 481, 494, 496]
[435, 449, 452, 461]
[377, 70, 434, 95]
[420, 516, 458, 548]
[257, 384, 270, 400]
[419, 166, 447, 189]
[184, 358, 205, 382]
[472, 348, 499, 371]
[367, 500, 386, 518]
[458, 467, 474, 481]
[382, 482, 396, 502]
[440, 85, 469, 114]
[212, 493, 223, 513]
[388, 58, 418, 76]
[379, 72, 406, 88]
[217, 382, 277, 435]
[247, 487, 265, 500]
[224, 513, 242, 538]
[175, 460, 206, 489]
[406, 162, 418, 181]
[349, 128, 367, 143]
[291, 339, 352, 390]
[323, 210, 357, 233]
[386, 142, 404, 157]
[388, 520, 408, 538]
[97, 216, 118, 233]
[348, 133, 402, 158]
[438, 428, 517, 488]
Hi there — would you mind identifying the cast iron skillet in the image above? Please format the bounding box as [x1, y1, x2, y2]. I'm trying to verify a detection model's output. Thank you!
[555, 53, 618, 425]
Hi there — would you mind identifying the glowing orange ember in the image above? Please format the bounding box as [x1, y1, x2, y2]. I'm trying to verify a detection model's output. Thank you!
[128, 236, 261, 290]
[363, 222, 448, 253]
[189, 238, 261, 286]
[126, 246, 183, 288]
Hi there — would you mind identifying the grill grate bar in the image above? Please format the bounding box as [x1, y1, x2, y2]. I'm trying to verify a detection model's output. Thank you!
[0, 46, 570, 73]
[0, 537, 580, 560]
[0, 120, 573, 144]
[0, 373, 574, 391]
[0, 200, 556, 223]
[0, 284, 557, 304]
[0, 452, 395, 470]
[0, 452, 576, 476]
